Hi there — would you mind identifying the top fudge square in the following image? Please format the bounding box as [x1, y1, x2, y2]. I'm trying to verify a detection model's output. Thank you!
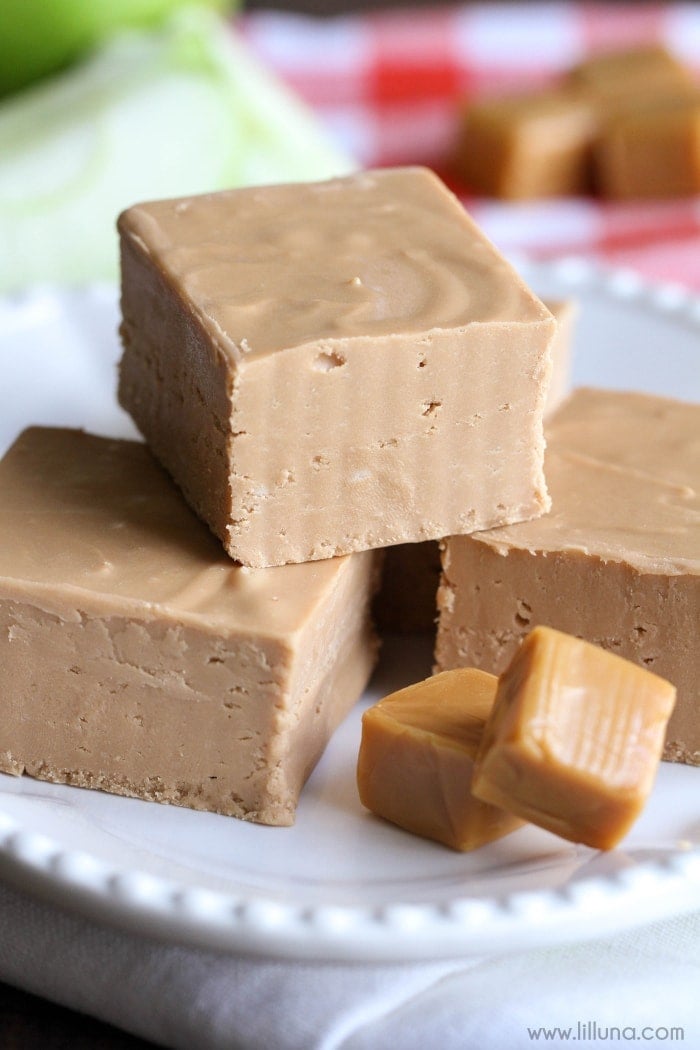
[118, 167, 555, 568]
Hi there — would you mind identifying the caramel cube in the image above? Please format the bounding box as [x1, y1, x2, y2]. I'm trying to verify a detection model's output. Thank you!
[357, 668, 524, 851]
[472, 627, 677, 850]
[455, 89, 597, 199]
[595, 97, 700, 199]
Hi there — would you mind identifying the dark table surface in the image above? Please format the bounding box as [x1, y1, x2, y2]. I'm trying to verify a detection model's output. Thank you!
[0, 982, 161, 1049]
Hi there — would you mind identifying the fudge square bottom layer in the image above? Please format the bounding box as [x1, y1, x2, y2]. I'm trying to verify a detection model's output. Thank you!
[435, 388, 700, 766]
[0, 428, 378, 825]
[118, 166, 555, 568]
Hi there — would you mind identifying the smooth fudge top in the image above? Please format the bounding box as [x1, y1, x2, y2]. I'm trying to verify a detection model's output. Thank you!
[118, 167, 550, 360]
[470, 388, 700, 575]
[0, 427, 364, 634]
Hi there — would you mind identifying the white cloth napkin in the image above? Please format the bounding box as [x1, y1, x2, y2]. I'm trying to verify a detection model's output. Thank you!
[1, 879, 698, 1049]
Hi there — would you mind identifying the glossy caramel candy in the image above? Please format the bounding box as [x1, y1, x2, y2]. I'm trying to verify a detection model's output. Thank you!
[472, 627, 677, 850]
[357, 668, 523, 851]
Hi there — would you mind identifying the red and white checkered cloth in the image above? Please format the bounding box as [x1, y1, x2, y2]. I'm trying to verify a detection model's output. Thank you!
[240, 2, 700, 289]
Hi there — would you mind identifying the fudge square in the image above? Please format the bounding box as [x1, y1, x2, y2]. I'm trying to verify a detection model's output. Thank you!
[0, 428, 379, 825]
[118, 166, 556, 568]
[435, 388, 700, 766]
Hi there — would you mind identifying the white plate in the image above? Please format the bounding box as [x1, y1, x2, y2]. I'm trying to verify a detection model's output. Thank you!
[0, 260, 698, 963]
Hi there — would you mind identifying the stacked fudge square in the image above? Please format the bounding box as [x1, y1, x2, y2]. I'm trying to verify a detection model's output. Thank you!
[113, 165, 556, 822]
[117, 168, 555, 568]
[1, 168, 697, 832]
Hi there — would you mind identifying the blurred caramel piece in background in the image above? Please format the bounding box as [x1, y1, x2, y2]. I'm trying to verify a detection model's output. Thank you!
[567, 44, 693, 101]
[456, 44, 698, 199]
[357, 669, 524, 851]
[596, 95, 700, 199]
[472, 627, 677, 851]
[455, 89, 597, 199]
[570, 44, 700, 197]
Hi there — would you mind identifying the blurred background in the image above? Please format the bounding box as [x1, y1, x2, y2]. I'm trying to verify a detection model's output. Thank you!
[2, 0, 700, 295]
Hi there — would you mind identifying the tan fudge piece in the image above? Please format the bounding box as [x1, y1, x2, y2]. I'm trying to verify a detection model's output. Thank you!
[472, 627, 676, 850]
[455, 89, 597, 199]
[375, 298, 576, 635]
[0, 428, 379, 826]
[595, 96, 700, 199]
[358, 668, 523, 851]
[568, 45, 693, 102]
[435, 388, 700, 767]
[118, 167, 555, 568]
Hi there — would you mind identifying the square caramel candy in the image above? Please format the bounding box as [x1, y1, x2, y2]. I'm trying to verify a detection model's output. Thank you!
[455, 90, 597, 199]
[435, 388, 700, 767]
[374, 298, 576, 635]
[595, 96, 700, 199]
[472, 626, 676, 850]
[357, 668, 523, 851]
[118, 167, 555, 568]
[0, 428, 379, 826]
